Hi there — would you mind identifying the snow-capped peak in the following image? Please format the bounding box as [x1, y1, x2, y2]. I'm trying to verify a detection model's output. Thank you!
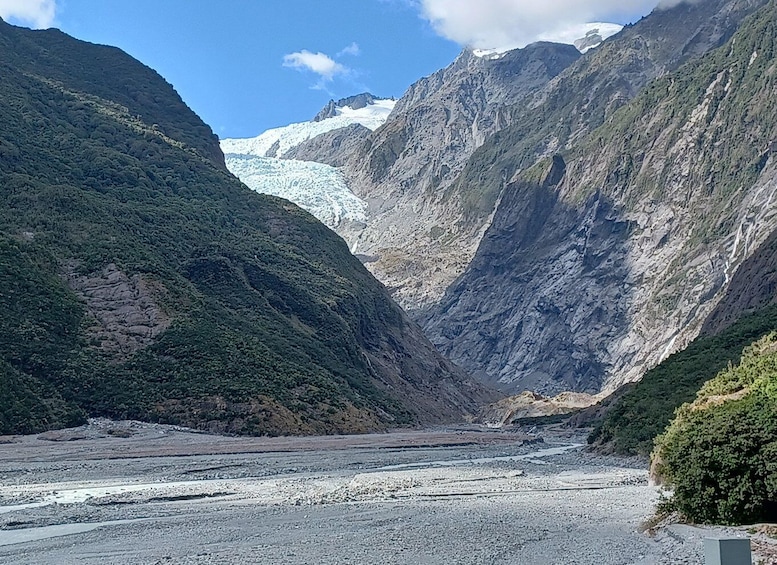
[335, 99, 395, 124]
[471, 22, 623, 58]
[221, 95, 395, 230]
[540, 22, 623, 53]
[221, 97, 395, 159]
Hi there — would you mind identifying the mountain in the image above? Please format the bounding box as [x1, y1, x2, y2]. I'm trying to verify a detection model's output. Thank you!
[422, 0, 772, 395]
[590, 221, 777, 456]
[340, 42, 582, 310]
[221, 95, 394, 230]
[332, 0, 764, 314]
[0, 20, 497, 436]
[313, 93, 385, 122]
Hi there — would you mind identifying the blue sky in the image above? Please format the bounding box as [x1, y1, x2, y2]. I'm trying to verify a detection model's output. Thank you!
[0, 0, 665, 139]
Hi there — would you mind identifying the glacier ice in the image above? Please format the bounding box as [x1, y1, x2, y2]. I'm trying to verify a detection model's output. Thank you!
[222, 99, 395, 229]
[225, 154, 367, 228]
[222, 99, 394, 158]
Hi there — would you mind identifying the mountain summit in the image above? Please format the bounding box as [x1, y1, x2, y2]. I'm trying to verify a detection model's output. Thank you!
[313, 93, 388, 122]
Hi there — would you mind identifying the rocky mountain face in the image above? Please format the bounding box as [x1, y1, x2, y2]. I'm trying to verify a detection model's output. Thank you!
[0, 19, 497, 436]
[424, 0, 777, 395]
[590, 226, 777, 456]
[700, 226, 777, 336]
[284, 123, 371, 168]
[313, 93, 383, 122]
[338, 43, 582, 310]
[333, 0, 766, 314]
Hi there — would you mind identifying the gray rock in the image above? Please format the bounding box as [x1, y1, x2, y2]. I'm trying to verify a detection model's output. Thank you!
[423, 0, 777, 394]
[63, 263, 170, 356]
[284, 123, 371, 167]
[340, 43, 581, 311]
[313, 93, 380, 122]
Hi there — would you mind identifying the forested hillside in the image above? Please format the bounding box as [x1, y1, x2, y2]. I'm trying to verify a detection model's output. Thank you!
[0, 19, 495, 436]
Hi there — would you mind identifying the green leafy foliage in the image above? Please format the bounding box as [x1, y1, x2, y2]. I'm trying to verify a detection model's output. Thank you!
[0, 19, 453, 435]
[652, 333, 777, 525]
[589, 303, 777, 456]
[0, 237, 87, 433]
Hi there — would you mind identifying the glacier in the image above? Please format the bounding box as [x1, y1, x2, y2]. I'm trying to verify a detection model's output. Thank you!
[222, 99, 394, 158]
[222, 98, 395, 229]
[225, 154, 367, 228]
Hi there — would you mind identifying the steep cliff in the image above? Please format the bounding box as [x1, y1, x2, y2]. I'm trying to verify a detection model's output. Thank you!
[590, 222, 777, 456]
[284, 123, 371, 168]
[425, 0, 777, 395]
[700, 226, 777, 336]
[340, 43, 581, 310]
[343, 0, 766, 313]
[0, 19, 497, 436]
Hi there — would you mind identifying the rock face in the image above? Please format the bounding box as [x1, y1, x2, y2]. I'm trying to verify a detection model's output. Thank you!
[313, 93, 382, 122]
[284, 123, 371, 167]
[424, 0, 777, 395]
[478, 391, 596, 428]
[340, 43, 582, 310]
[700, 227, 777, 336]
[338, 0, 765, 314]
[65, 263, 170, 355]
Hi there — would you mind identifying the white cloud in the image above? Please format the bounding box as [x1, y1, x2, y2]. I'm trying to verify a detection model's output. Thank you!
[417, 0, 668, 52]
[0, 0, 56, 29]
[338, 42, 361, 57]
[283, 50, 348, 81]
[656, 0, 701, 7]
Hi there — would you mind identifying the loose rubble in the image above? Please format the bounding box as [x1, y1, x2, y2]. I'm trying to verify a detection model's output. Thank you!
[0, 420, 772, 564]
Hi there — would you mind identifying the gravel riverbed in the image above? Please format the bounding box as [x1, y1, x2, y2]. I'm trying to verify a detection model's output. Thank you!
[0, 420, 766, 564]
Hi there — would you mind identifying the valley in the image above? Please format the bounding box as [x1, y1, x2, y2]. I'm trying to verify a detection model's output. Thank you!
[0, 419, 758, 565]
[2, 0, 777, 546]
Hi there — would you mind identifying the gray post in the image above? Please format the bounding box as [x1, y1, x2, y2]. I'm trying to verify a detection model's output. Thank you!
[703, 537, 752, 565]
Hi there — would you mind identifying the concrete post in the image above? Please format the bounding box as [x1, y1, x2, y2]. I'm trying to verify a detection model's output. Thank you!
[703, 537, 752, 565]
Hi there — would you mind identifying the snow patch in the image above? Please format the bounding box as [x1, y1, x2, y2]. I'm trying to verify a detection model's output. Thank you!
[472, 48, 508, 60]
[543, 23, 623, 53]
[221, 99, 395, 159]
[471, 22, 622, 57]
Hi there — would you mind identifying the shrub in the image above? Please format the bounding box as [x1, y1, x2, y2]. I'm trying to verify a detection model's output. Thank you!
[652, 333, 777, 525]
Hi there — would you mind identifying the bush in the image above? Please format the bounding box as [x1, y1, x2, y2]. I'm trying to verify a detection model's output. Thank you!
[652, 333, 777, 525]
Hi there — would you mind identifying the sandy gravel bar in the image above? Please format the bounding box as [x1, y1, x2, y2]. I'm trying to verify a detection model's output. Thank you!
[0, 420, 768, 564]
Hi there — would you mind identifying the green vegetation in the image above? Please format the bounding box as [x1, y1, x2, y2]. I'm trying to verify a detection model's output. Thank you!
[652, 333, 777, 525]
[575, 1, 777, 244]
[0, 238, 88, 433]
[0, 20, 462, 436]
[589, 303, 777, 456]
